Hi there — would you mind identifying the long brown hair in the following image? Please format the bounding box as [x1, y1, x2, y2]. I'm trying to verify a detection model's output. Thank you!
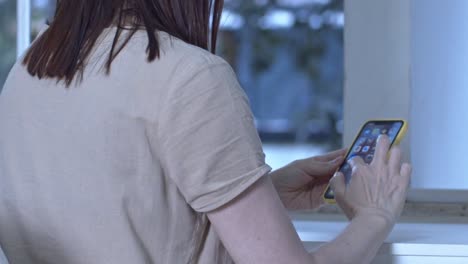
[22, 0, 225, 86]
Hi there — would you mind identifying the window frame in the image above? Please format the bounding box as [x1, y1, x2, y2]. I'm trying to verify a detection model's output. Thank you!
[16, 0, 31, 58]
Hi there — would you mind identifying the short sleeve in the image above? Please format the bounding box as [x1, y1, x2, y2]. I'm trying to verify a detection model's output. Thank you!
[154, 59, 271, 213]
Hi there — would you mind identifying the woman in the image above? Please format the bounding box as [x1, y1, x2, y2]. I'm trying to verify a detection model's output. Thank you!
[0, 0, 411, 263]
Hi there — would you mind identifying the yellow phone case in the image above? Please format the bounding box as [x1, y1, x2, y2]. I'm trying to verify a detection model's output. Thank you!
[323, 119, 408, 204]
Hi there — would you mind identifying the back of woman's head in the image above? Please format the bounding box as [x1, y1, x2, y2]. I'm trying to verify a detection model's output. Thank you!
[23, 0, 224, 86]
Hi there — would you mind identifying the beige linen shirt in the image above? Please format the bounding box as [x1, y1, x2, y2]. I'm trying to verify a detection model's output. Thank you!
[0, 27, 271, 263]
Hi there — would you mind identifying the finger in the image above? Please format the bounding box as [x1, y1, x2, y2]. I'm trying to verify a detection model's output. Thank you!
[388, 145, 402, 176]
[314, 162, 343, 180]
[330, 172, 353, 220]
[313, 148, 348, 162]
[330, 172, 346, 201]
[348, 156, 365, 170]
[296, 157, 345, 179]
[399, 163, 412, 188]
[372, 135, 391, 167]
[393, 163, 412, 199]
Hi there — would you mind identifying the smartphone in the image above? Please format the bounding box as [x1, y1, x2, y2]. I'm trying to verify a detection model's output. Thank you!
[323, 119, 408, 203]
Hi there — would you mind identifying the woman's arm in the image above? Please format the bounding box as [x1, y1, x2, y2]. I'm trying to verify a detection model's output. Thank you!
[208, 136, 411, 264]
[208, 176, 312, 263]
[208, 176, 391, 264]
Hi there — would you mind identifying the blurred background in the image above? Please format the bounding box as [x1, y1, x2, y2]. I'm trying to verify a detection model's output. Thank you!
[0, 0, 344, 170]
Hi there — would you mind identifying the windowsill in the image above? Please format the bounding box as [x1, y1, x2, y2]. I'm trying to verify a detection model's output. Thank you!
[291, 213, 468, 262]
[407, 189, 468, 204]
[311, 199, 468, 218]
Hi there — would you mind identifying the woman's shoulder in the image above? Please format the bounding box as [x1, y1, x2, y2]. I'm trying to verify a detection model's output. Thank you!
[156, 31, 232, 75]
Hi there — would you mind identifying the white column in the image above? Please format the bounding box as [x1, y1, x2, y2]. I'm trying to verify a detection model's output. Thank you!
[16, 0, 31, 58]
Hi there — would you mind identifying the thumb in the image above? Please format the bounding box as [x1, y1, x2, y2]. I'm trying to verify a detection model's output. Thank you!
[302, 156, 343, 178]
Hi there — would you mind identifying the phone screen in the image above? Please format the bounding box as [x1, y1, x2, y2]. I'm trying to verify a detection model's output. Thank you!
[324, 120, 405, 200]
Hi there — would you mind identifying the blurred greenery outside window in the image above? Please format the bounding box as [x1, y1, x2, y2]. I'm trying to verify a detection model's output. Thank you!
[221, 0, 344, 150]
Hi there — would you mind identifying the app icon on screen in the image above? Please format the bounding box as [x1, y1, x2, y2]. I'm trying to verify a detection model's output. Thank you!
[382, 129, 388, 134]
[372, 128, 380, 136]
[356, 138, 366, 145]
[362, 146, 370, 153]
[364, 129, 371, 136]
[353, 146, 362, 153]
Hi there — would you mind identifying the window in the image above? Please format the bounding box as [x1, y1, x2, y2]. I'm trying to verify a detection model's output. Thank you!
[0, 0, 53, 90]
[220, 0, 344, 168]
[0, 0, 16, 89]
[31, 0, 54, 37]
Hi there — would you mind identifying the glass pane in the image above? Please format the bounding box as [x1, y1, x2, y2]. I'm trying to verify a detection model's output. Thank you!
[0, 0, 17, 90]
[219, 0, 344, 168]
[31, 0, 54, 38]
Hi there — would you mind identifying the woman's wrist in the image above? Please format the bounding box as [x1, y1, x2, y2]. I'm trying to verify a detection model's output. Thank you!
[353, 208, 395, 232]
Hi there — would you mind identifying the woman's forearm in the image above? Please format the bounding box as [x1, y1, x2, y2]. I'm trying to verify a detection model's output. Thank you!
[310, 213, 393, 264]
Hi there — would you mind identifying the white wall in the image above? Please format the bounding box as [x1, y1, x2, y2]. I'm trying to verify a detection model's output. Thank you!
[411, 0, 468, 190]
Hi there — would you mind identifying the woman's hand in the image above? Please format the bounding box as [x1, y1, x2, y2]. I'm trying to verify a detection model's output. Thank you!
[270, 148, 347, 211]
[330, 135, 412, 224]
